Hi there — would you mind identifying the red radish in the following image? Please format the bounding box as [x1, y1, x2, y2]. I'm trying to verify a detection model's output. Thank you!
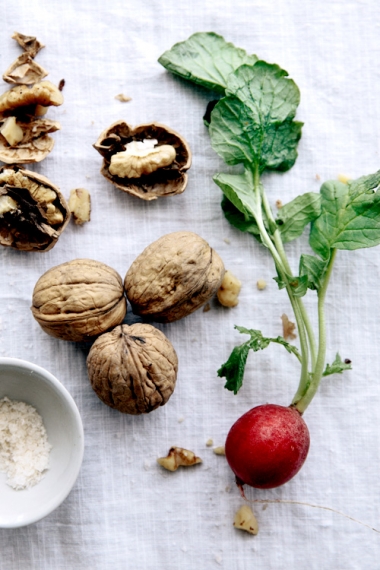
[225, 404, 310, 489]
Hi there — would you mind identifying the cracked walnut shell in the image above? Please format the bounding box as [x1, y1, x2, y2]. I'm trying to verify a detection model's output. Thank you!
[0, 165, 70, 251]
[93, 121, 191, 200]
[31, 259, 127, 341]
[124, 231, 225, 322]
[87, 324, 178, 414]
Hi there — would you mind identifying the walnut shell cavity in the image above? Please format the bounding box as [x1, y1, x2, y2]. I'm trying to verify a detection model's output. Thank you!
[87, 324, 178, 414]
[125, 231, 225, 323]
[31, 259, 127, 342]
[93, 121, 191, 201]
[0, 165, 70, 251]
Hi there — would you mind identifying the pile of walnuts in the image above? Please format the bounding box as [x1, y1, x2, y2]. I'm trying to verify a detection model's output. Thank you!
[31, 231, 225, 415]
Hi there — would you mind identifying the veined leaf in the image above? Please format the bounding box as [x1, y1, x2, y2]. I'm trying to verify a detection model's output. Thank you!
[213, 170, 262, 219]
[158, 32, 258, 94]
[209, 62, 302, 173]
[299, 254, 327, 291]
[218, 326, 301, 394]
[221, 196, 262, 243]
[310, 171, 380, 258]
[276, 192, 321, 243]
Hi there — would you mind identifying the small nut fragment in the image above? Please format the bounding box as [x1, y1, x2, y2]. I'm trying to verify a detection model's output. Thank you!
[109, 141, 176, 178]
[281, 313, 297, 340]
[3, 53, 48, 85]
[87, 323, 177, 414]
[11, 32, 45, 58]
[233, 505, 259, 535]
[157, 447, 202, 471]
[0, 117, 24, 146]
[206, 438, 213, 447]
[0, 165, 70, 251]
[217, 270, 241, 307]
[115, 93, 131, 102]
[213, 446, 226, 456]
[68, 188, 91, 225]
[256, 279, 267, 290]
[32, 259, 127, 341]
[94, 121, 191, 201]
[125, 231, 225, 323]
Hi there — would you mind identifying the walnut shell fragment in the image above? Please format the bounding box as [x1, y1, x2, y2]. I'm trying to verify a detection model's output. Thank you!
[31, 259, 127, 341]
[157, 447, 202, 471]
[0, 117, 60, 164]
[11, 32, 45, 58]
[0, 165, 70, 251]
[93, 121, 191, 200]
[125, 231, 225, 323]
[87, 323, 178, 414]
[3, 53, 48, 85]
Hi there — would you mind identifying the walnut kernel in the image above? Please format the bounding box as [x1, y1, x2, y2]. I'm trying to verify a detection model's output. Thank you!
[68, 188, 91, 225]
[217, 270, 241, 307]
[157, 447, 202, 471]
[109, 140, 176, 178]
[233, 505, 259, 535]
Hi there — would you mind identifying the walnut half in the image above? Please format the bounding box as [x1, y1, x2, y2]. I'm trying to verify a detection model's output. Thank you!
[87, 324, 178, 414]
[0, 165, 70, 251]
[93, 121, 191, 201]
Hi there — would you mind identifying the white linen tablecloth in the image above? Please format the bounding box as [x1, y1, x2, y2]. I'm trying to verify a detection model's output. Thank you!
[1, 0, 380, 568]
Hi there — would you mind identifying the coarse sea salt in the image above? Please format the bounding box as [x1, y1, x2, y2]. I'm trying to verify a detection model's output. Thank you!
[0, 396, 52, 490]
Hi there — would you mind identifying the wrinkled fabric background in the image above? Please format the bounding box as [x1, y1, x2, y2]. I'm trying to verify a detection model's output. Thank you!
[1, 0, 380, 568]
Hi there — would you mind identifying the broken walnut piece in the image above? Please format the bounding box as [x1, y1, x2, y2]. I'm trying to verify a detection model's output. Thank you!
[3, 53, 48, 85]
[281, 313, 297, 340]
[233, 505, 259, 535]
[217, 270, 242, 307]
[0, 165, 70, 251]
[157, 447, 202, 472]
[11, 32, 45, 58]
[93, 121, 191, 201]
[68, 188, 91, 225]
[0, 81, 63, 117]
[0, 117, 60, 164]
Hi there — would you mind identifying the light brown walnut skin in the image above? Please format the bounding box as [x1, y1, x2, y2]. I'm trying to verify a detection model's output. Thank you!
[0, 165, 70, 252]
[125, 231, 225, 323]
[93, 121, 191, 201]
[87, 323, 178, 414]
[31, 259, 127, 341]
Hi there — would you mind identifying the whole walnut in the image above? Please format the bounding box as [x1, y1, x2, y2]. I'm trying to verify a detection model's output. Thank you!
[31, 259, 127, 341]
[87, 324, 178, 414]
[124, 231, 225, 322]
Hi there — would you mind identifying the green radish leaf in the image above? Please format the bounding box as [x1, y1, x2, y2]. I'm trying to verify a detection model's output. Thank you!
[310, 171, 380, 258]
[322, 353, 352, 377]
[158, 32, 258, 94]
[299, 254, 327, 291]
[209, 62, 303, 173]
[217, 341, 251, 394]
[276, 193, 321, 243]
[273, 274, 309, 297]
[213, 170, 263, 220]
[221, 196, 262, 243]
[218, 326, 301, 394]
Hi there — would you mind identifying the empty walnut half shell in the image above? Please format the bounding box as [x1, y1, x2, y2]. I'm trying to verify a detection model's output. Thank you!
[0, 165, 70, 251]
[87, 323, 178, 414]
[31, 259, 127, 341]
[125, 231, 225, 322]
[93, 121, 191, 201]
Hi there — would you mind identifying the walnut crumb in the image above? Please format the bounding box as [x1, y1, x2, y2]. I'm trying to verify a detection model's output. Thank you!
[206, 438, 213, 447]
[275, 199, 283, 209]
[233, 505, 259, 535]
[157, 447, 202, 472]
[213, 446, 225, 456]
[115, 93, 132, 102]
[203, 302, 211, 313]
[256, 279, 267, 291]
[337, 173, 351, 184]
[281, 313, 297, 340]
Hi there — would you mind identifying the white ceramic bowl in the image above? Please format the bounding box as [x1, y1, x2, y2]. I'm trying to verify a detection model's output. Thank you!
[0, 358, 84, 528]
